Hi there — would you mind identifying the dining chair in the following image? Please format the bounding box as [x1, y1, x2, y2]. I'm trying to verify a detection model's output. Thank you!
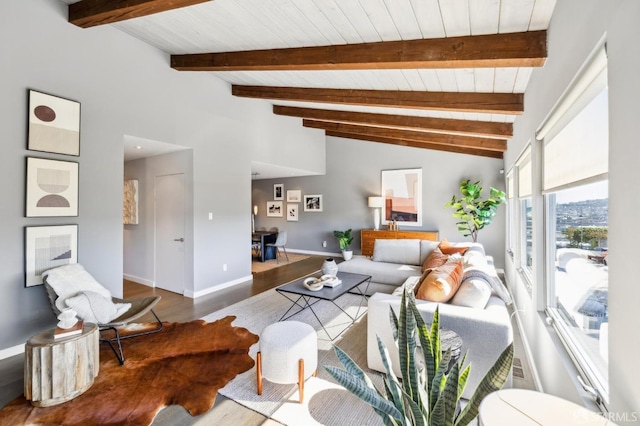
[266, 231, 289, 263]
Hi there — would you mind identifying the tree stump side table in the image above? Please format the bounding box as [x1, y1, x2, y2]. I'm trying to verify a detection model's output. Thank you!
[24, 322, 99, 407]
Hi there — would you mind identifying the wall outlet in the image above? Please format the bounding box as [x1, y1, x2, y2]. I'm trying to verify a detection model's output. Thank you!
[322, 241, 327, 247]
[222, 264, 227, 271]
[208, 212, 213, 220]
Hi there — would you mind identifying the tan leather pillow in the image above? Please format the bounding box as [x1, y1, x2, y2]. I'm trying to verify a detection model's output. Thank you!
[422, 248, 449, 272]
[415, 260, 464, 303]
[438, 239, 470, 255]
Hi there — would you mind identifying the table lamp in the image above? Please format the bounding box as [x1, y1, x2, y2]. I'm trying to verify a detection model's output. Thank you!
[368, 196, 383, 230]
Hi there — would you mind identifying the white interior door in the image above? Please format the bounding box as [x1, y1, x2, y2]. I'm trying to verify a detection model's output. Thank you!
[155, 173, 185, 294]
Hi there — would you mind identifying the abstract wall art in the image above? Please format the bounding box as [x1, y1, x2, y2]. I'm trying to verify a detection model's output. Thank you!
[26, 157, 79, 217]
[381, 168, 422, 227]
[123, 179, 139, 225]
[25, 225, 78, 287]
[28, 90, 80, 156]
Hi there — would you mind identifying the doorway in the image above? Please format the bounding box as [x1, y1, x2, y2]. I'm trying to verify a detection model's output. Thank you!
[155, 173, 185, 294]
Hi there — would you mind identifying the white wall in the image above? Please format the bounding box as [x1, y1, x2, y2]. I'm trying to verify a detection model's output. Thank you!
[0, 0, 324, 349]
[253, 136, 506, 265]
[124, 150, 194, 288]
[503, 0, 640, 418]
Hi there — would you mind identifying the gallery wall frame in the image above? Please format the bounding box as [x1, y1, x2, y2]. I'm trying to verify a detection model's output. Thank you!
[381, 168, 422, 227]
[27, 89, 81, 156]
[287, 203, 299, 221]
[303, 194, 323, 212]
[273, 183, 284, 200]
[266, 200, 283, 217]
[26, 157, 79, 217]
[123, 179, 139, 225]
[286, 189, 301, 202]
[25, 224, 78, 287]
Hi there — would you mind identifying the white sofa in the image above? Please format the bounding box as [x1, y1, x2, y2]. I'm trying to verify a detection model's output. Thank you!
[339, 238, 513, 399]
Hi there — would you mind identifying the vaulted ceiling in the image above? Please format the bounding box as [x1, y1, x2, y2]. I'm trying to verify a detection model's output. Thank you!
[64, 0, 556, 163]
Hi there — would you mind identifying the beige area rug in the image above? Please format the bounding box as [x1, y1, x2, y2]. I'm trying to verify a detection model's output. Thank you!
[201, 288, 385, 426]
[251, 253, 310, 273]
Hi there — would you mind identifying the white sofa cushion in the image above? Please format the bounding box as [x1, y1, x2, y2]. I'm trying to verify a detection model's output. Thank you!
[419, 240, 440, 265]
[372, 239, 421, 265]
[339, 255, 421, 286]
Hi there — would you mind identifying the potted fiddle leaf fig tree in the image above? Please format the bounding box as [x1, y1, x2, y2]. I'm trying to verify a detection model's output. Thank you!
[333, 229, 354, 261]
[445, 179, 506, 242]
[325, 290, 513, 426]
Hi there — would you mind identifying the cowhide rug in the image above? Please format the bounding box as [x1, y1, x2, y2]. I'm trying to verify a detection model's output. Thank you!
[0, 317, 258, 426]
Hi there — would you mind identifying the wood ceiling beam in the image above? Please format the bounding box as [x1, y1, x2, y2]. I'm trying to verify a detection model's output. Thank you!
[233, 86, 523, 115]
[326, 131, 503, 159]
[273, 105, 512, 139]
[69, 0, 210, 28]
[305, 120, 506, 152]
[171, 31, 546, 71]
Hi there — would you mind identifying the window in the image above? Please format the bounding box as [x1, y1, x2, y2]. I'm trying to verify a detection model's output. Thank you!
[505, 170, 516, 256]
[516, 147, 533, 289]
[539, 43, 609, 405]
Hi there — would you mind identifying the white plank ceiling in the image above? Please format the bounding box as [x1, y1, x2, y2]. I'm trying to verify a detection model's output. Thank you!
[62, 0, 557, 173]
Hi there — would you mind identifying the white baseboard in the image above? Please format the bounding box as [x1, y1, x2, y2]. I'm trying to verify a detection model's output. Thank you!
[123, 274, 154, 287]
[287, 248, 342, 257]
[0, 343, 24, 360]
[184, 274, 253, 299]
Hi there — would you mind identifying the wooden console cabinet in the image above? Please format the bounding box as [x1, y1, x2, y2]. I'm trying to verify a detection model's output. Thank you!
[361, 229, 439, 256]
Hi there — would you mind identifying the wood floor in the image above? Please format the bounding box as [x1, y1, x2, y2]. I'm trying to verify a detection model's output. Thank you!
[0, 255, 326, 425]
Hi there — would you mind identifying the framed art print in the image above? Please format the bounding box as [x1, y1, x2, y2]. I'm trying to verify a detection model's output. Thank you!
[266, 201, 283, 217]
[303, 194, 323, 212]
[273, 183, 284, 200]
[287, 204, 299, 221]
[26, 157, 79, 217]
[123, 179, 139, 225]
[25, 225, 78, 287]
[28, 90, 80, 156]
[287, 189, 301, 202]
[381, 168, 422, 227]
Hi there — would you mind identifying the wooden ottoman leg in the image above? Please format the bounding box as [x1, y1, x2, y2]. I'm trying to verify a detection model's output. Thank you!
[298, 359, 304, 403]
[257, 351, 263, 395]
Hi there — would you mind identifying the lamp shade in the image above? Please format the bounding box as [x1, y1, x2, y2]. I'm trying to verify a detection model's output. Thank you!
[253, 205, 258, 215]
[368, 196, 383, 208]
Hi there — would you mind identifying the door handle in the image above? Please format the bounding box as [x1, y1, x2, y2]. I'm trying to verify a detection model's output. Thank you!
[174, 238, 184, 242]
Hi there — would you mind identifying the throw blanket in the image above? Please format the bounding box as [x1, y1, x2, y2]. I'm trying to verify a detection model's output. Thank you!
[463, 267, 512, 304]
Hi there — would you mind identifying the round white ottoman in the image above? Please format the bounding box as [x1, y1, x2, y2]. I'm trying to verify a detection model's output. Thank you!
[257, 321, 317, 403]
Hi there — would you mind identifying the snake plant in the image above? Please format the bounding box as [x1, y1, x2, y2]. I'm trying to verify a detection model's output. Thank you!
[325, 290, 513, 426]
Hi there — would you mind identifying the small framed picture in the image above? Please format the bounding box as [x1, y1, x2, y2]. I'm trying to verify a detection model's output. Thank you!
[266, 201, 283, 217]
[28, 89, 81, 156]
[26, 157, 79, 217]
[25, 225, 78, 287]
[287, 189, 301, 202]
[287, 204, 299, 221]
[273, 184, 284, 200]
[303, 195, 323, 212]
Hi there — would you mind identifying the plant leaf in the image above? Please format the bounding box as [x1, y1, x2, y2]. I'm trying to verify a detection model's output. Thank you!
[454, 344, 514, 426]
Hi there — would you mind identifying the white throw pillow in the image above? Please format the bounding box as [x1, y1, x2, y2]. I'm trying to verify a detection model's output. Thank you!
[65, 291, 130, 324]
[450, 278, 492, 309]
[43, 264, 112, 312]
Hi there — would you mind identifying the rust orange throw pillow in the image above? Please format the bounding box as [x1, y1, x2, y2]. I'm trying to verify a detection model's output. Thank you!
[438, 239, 470, 255]
[415, 260, 464, 303]
[422, 248, 449, 272]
